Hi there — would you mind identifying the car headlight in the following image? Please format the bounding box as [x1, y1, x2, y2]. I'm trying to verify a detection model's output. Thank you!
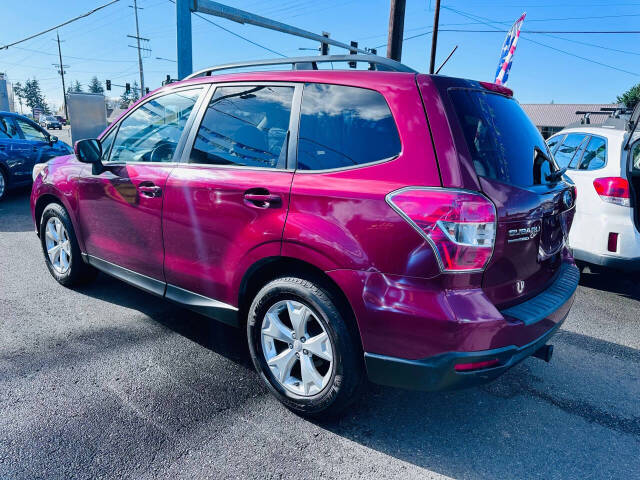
[33, 163, 47, 181]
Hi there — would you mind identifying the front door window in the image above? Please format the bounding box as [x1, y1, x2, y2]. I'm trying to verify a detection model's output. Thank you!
[108, 88, 202, 164]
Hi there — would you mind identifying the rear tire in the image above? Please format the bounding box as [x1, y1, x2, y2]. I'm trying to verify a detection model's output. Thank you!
[247, 276, 365, 418]
[39, 203, 97, 286]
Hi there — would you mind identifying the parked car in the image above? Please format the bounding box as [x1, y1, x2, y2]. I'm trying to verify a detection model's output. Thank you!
[31, 56, 579, 416]
[39, 115, 62, 130]
[0, 111, 72, 200]
[546, 108, 640, 271]
[54, 115, 67, 126]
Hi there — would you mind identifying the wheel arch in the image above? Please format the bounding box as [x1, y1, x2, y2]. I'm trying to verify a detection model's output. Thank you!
[237, 256, 364, 352]
[34, 193, 65, 233]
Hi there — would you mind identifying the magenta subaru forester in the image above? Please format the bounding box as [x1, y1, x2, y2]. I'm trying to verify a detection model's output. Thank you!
[31, 56, 578, 416]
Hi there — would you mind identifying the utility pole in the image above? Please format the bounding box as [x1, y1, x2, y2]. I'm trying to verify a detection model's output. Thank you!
[429, 0, 442, 74]
[130, 0, 145, 95]
[386, 0, 406, 61]
[54, 31, 68, 120]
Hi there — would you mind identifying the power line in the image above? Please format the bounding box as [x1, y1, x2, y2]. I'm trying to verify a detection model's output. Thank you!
[0, 0, 120, 50]
[167, 0, 286, 57]
[436, 29, 640, 34]
[11, 46, 139, 63]
[444, 7, 640, 77]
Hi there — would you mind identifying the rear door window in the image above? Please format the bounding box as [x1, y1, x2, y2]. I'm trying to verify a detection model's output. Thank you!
[448, 89, 557, 186]
[190, 85, 294, 169]
[297, 83, 401, 170]
[577, 136, 606, 170]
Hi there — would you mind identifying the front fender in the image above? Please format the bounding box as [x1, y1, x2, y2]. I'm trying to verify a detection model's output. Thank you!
[31, 157, 87, 253]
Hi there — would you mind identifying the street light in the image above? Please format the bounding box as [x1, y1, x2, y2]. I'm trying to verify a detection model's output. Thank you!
[155, 56, 177, 62]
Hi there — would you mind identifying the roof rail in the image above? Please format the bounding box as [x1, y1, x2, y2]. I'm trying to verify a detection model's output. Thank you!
[184, 55, 417, 80]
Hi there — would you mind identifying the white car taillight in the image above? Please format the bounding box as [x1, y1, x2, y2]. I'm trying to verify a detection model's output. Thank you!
[593, 177, 630, 207]
[386, 188, 497, 272]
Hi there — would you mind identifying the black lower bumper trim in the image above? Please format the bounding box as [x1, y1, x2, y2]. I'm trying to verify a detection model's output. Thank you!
[364, 317, 565, 392]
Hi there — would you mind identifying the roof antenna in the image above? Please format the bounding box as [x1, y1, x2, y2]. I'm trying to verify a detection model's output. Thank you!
[435, 45, 458, 74]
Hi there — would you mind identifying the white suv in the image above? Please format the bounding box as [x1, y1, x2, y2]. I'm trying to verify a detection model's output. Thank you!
[547, 114, 640, 271]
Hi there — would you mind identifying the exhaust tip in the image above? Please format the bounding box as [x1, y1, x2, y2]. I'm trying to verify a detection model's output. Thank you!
[533, 344, 554, 363]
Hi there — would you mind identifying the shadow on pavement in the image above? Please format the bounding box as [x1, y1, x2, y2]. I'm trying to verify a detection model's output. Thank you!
[74, 274, 640, 479]
[578, 266, 640, 300]
[0, 187, 33, 233]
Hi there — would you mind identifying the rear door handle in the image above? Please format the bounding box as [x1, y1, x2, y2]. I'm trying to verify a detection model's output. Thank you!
[138, 185, 162, 198]
[244, 192, 282, 208]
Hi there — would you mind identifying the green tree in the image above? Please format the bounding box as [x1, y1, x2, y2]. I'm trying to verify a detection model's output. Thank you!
[67, 80, 83, 94]
[131, 80, 140, 102]
[88, 76, 104, 94]
[12, 81, 25, 113]
[119, 81, 140, 108]
[23, 79, 49, 115]
[617, 83, 640, 109]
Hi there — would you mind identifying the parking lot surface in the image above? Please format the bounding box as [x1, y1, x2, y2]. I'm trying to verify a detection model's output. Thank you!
[1, 187, 639, 480]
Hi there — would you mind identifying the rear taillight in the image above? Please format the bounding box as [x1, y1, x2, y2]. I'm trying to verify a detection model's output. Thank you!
[386, 188, 496, 273]
[593, 177, 630, 207]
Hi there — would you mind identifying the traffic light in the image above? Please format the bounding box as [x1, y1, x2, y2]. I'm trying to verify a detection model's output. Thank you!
[145, 87, 149, 95]
[106, 79, 111, 91]
[349, 41, 358, 68]
[125, 83, 131, 93]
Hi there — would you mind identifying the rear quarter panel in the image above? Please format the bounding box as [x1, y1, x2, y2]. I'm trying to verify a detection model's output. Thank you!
[282, 75, 442, 277]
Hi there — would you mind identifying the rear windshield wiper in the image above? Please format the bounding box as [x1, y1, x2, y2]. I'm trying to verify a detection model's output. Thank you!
[546, 167, 567, 183]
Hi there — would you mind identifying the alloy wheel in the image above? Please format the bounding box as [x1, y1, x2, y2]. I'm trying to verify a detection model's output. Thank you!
[0, 171, 5, 198]
[260, 300, 334, 396]
[45, 217, 71, 274]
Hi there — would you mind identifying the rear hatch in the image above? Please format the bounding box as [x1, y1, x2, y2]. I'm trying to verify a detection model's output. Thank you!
[420, 75, 575, 307]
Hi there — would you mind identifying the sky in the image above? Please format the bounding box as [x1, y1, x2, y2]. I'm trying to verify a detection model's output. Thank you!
[1, 0, 639, 112]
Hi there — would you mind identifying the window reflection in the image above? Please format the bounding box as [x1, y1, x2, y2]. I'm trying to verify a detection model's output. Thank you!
[297, 84, 401, 170]
[108, 88, 202, 163]
[190, 85, 294, 169]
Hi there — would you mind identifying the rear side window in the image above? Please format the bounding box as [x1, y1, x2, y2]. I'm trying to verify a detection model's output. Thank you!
[554, 133, 587, 169]
[578, 136, 606, 170]
[297, 84, 401, 171]
[449, 89, 557, 186]
[190, 85, 294, 169]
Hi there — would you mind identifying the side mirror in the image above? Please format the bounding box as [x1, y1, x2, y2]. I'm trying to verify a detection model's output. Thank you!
[74, 138, 102, 164]
[49, 135, 58, 146]
[74, 138, 105, 174]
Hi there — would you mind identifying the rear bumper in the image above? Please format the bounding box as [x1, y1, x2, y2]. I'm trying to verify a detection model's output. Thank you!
[365, 315, 565, 391]
[357, 262, 579, 391]
[573, 248, 640, 272]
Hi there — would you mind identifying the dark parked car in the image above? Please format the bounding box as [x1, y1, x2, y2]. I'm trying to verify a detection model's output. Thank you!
[31, 56, 579, 416]
[0, 111, 72, 200]
[54, 115, 67, 126]
[39, 115, 62, 130]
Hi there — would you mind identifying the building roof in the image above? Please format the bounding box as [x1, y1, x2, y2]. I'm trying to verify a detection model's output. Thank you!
[521, 103, 620, 128]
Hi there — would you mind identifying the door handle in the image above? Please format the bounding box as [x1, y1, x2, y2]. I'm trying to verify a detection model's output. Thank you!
[244, 192, 282, 208]
[138, 185, 162, 198]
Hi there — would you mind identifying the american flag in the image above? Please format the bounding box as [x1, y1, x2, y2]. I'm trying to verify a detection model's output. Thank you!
[494, 12, 526, 85]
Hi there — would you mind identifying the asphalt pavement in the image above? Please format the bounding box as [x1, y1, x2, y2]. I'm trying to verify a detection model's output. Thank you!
[0, 187, 639, 480]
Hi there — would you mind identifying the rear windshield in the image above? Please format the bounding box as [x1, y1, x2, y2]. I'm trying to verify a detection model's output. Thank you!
[449, 88, 557, 187]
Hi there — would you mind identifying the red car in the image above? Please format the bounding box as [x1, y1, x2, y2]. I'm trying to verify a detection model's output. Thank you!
[31, 56, 578, 416]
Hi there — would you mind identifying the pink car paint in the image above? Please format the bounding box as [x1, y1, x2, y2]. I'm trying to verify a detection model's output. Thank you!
[32, 68, 578, 391]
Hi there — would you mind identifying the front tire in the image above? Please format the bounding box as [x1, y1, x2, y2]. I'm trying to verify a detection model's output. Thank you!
[39, 203, 97, 286]
[247, 276, 365, 417]
[0, 169, 7, 201]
